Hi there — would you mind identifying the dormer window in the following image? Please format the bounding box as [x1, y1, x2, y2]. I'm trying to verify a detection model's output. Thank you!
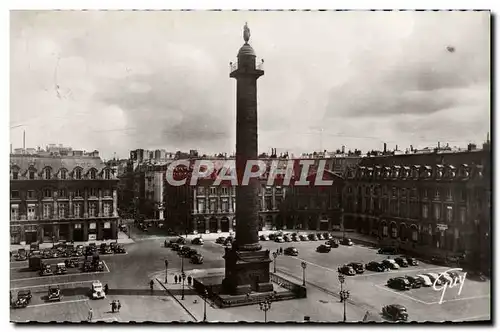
[60, 169, 67, 180]
[75, 169, 82, 180]
[43, 189, 52, 198]
[104, 169, 111, 180]
[44, 168, 51, 180]
[12, 171, 18, 180]
[90, 169, 97, 180]
[29, 170, 35, 180]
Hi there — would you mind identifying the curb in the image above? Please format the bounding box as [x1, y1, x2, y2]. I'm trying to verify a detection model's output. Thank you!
[155, 278, 198, 322]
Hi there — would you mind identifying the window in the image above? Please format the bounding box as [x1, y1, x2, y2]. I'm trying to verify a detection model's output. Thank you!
[391, 226, 397, 238]
[197, 199, 206, 213]
[43, 189, 52, 198]
[435, 189, 440, 198]
[382, 225, 388, 237]
[197, 187, 205, 195]
[366, 187, 370, 196]
[43, 204, 51, 219]
[446, 188, 452, 200]
[89, 203, 97, 217]
[221, 198, 229, 212]
[221, 187, 228, 195]
[423, 189, 428, 198]
[422, 205, 429, 219]
[276, 186, 283, 195]
[60, 169, 67, 180]
[392, 187, 397, 197]
[460, 207, 466, 224]
[27, 206, 36, 220]
[90, 188, 98, 197]
[58, 189, 66, 198]
[103, 202, 111, 217]
[75, 169, 82, 180]
[232, 198, 236, 211]
[434, 204, 441, 221]
[265, 186, 272, 194]
[446, 206, 453, 222]
[29, 171, 35, 180]
[74, 203, 81, 217]
[11, 205, 19, 220]
[412, 228, 418, 241]
[59, 204, 67, 218]
[11, 190, 20, 199]
[44, 168, 51, 180]
[210, 187, 217, 195]
[12, 171, 18, 180]
[103, 189, 111, 197]
[104, 169, 111, 180]
[265, 197, 273, 210]
[75, 189, 82, 198]
[460, 189, 467, 201]
[401, 203, 407, 217]
[90, 169, 96, 180]
[209, 199, 217, 213]
[27, 190, 34, 199]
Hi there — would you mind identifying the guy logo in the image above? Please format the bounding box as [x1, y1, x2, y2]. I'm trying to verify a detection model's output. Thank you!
[432, 268, 467, 304]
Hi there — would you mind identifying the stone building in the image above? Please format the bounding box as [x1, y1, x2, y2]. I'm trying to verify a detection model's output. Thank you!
[10, 148, 119, 244]
[343, 143, 491, 271]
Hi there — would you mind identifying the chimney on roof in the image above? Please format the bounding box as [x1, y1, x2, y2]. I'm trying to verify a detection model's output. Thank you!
[23, 130, 25, 150]
[342, 145, 345, 154]
[438, 142, 440, 149]
[410, 145, 413, 152]
[383, 143, 387, 153]
[395, 145, 398, 151]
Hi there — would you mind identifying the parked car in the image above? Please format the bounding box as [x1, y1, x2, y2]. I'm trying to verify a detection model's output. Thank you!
[100, 244, 113, 255]
[64, 258, 79, 268]
[403, 276, 422, 288]
[365, 261, 388, 272]
[17, 249, 28, 261]
[382, 304, 409, 321]
[424, 273, 443, 286]
[445, 270, 460, 281]
[92, 282, 106, 299]
[179, 246, 192, 257]
[114, 245, 126, 254]
[259, 235, 269, 241]
[316, 233, 324, 240]
[387, 277, 411, 290]
[404, 257, 419, 266]
[176, 237, 187, 245]
[347, 262, 365, 274]
[323, 232, 333, 240]
[171, 243, 181, 251]
[40, 263, 53, 276]
[394, 257, 409, 268]
[283, 235, 293, 242]
[55, 262, 67, 275]
[47, 286, 62, 302]
[275, 236, 285, 243]
[439, 273, 454, 285]
[316, 244, 331, 253]
[12, 290, 32, 309]
[338, 265, 356, 276]
[93, 261, 105, 272]
[190, 254, 204, 264]
[299, 235, 308, 241]
[340, 238, 353, 246]
[381, 259, 400, 270]
[325, 239, 340, 248]
[191, 237, 204, 245]
[308, 234, 319, 241]
[378, 247, 398, 255]
[224, 236, 234, 246]
[216, 237, 227, 244]
[292, 235, 301, 242]
[284, 247, 299, 256]
[416, 275, 433, 287]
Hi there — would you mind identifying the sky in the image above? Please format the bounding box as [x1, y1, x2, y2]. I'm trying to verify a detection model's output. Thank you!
[10, 10, 490, 160]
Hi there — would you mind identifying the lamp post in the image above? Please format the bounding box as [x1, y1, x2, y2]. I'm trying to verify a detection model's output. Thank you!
[164, 259, 169, 283]
[301, 261, 307, 286]
[272, 252, 278, 273]
[259, 298, 272, 323]
[181, 272, 186, 300]
[338, 274, 349, 322]
[202, 289, 208, 322]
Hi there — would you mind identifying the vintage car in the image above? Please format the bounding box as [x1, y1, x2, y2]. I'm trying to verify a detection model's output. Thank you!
[365, 261, 388, 272]
[325, 239, 340, 248]
[308, 234, 319, 241]
[292, 235, 301, 242]
[82, 261, 93, 272]
[92, 282, 106, 299]
[190, 254, 204, 264]
[283, 235, 293, 242]
[259, 235, 269, 241]
[387, 277, 411, 290]
[338, 265, 356, 276]
[394, 257, 409, 268]
[275, 236, 285, 243]
[316, 244, 331, 253]
[94, 261, 105, 272]
[404, 257, 419, 266]
[185, 248, 199, 258]
[403, 276, 422, 289]
[40, 263, 54, 276]
[423, 273, 443, 286]
[216, 236, 227, 244]
[191, 237, 204, 245]
[73, 248, 84, 257]
[382, 304, 409, 321]
[224, 237, 234, 246]
[176, 237, 187, 245]
[381, 259, 400, 270]
[299, 235, 308, 241]
[55, 262, 67, 275]
[48, 286, 62, 302]
[64, 258, 79, 268]
[340, 238, 353, 246]
[347, 262, 365, 274]
[284, 247, 299, 256]
[323, 232, 333, 240]
[16, 249, 28, 261]
[12, 290, 32, 309]
[100, 243, 113, 254]
[114, 245, 126, 254]
[378, 247, 398, 255]
[171, 243, 181, 251]
[416, 275, 433, 287]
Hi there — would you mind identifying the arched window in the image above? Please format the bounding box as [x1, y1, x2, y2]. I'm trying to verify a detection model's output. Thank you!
[75, 168, 82, 180]
[60, 169, 67, 180]
[44, 168, 51, 180]
[90, 169, 96, 180]
[104, 169, 111, 180]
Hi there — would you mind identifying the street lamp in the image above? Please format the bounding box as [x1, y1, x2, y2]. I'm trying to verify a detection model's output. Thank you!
[164, 259, 169, 283]
[202, 289, 208, 322]
[181, 272, 186, 300]
[272, 252, 278, 273]
[338, 274, 350, 322]
[301, 261, 307, 286]
[259, 297, 273, 323]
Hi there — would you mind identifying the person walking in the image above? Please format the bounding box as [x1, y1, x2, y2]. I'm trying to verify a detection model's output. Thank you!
[187, 275, 192, 286]
[88, 308, 93, 322]
[174, 275, 178, 284]
[104, 284, 109, 295]
[111, 301, 116, 313]
[280, 247, 283, 255]
[117, 300, 121, 312]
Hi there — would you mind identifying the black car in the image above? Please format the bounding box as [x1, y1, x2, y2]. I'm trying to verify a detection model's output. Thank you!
[308, 234, 319, 241]
[224, 237, 234, 246]
[387, 277, 411, 290]
[216, 237, 226, 244]
[316, 244, 331, 253]
[179, 246, 192, 257]
[284, 247, 299, 256]
[394, 257, 409, 268]
[292, 235, 301, 242]
[340, 238, 353, 246]
[259, 235, 269, 241]
[190, 254, 204, 264]
[404, 276, 422, 289]
[316, 234, 324, 240]
[176, 237, 187, 245]
[382, 304, 408, 321]
[347, 262, 365, 274]
[338, 265, 356, 276]
[171, 243, 181, 251]
[323, 232, 333, 240]
[365, 261, 388, 272]
[325, 239, 340, 248]
[191, 237, 204, 245]
[283, 235, 293, 242]
[378, 247, 398, 255]
[47, 286, 62, 302]
[404, 257, 419, 266]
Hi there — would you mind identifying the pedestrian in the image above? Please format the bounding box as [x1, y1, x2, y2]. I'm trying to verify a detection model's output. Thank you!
[104, 284, 109, 295]
[174, 275, 178, 284]
[117, 300, 121, 312]
[111, 301, 116, 313]
[88, 308, 93, 322]
[187, 275, 192, 286]
[164, 240, 167, 248]
[280, 247, 283, 255]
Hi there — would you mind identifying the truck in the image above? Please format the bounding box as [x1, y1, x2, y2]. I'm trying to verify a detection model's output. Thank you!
[29, 256, 44, 271]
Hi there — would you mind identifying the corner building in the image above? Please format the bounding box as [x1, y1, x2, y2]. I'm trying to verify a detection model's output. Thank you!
[10, 151, 119, 244]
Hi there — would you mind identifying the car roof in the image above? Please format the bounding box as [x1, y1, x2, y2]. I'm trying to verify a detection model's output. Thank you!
[389, 304, 407, 310]
[92, 282, 102, 287]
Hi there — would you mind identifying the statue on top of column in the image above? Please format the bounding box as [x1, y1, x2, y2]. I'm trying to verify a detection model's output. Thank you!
[243, 22, 251, 43]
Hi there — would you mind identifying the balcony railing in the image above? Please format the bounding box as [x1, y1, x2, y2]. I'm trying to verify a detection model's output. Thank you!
[229, 58, 264, 73]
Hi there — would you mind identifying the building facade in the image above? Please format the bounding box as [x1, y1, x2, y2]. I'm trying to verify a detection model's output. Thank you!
[343, 146, 491, 271]
[10, 150, 119, 244]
